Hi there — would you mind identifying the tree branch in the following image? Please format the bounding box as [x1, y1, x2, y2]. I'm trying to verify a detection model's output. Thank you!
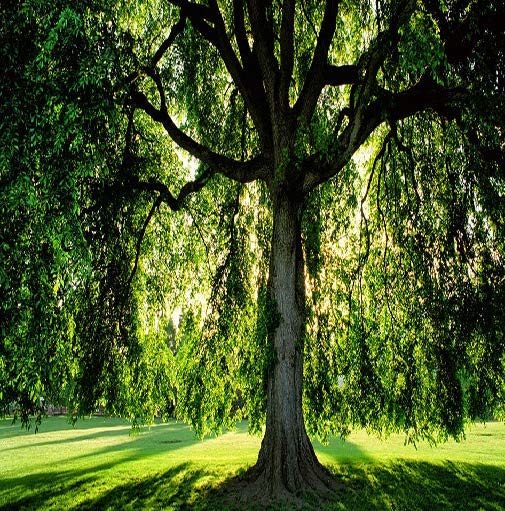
[233, 0, 252, 66]
[131, 88, 269, 183]
[165, 0, 219, 52]
[351, 0, 416, 111]
[381, 75, 468, 123]
[166, 0, 216, 25]
[300, 0, 418, 192]
[300, 0, 318, 38]
[423, 0, 505, 66]
[166, 0, 272, 153]
[324, 64, 360, 86]
[208, 0, 245, 80]
[246, 0, 279, 105]
[207, 0, 267, 127]
[294, 0, 341, 123]
[279, 0, 295, 111]
[302, 75, 467, 194]
[151, 15, 187, 67]
[125, 168, 214, 212]
[232, 0, 272, 137]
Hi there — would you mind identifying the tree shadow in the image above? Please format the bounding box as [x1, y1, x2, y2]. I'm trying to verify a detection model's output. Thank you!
[322, 460, 505, 511]
[0, 462, 198, 511]
[2, 422, 504, 511]
[0, 422, 201, 511]
[192, 460, 505, 511]
[0, 417, 192, 450]
[71, 463, 208, 511]
[0, 416, 107, 431]
[0, 460, 123, 511]
[2, 459, 504, 511]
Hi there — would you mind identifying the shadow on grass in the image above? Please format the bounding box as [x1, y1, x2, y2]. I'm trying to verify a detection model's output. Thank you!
[72, 463, 207, 511]
[0, 460, 123, 511]
[0, 417, 192, 450]
[2, 460, 504, 511]
[0, 417, 128, 437]
[1, 427, 134, 452]
[0, 462, 218, 511]
[322, 461, 505, 511]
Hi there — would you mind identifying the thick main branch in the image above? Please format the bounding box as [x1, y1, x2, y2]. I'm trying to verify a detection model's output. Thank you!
[324, 64, 360, 86]
[166, 0, 272, 151]
[131, 89, 269, 183]
[233, 0, 252, 66]
[247, 0, 279, 109]
[279, 0, 295, 111]
[294, 0, 340, 123]
[303, 76, 467, 193]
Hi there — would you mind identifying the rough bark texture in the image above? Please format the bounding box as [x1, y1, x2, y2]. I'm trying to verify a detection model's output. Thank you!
[240, 192, 340, 505]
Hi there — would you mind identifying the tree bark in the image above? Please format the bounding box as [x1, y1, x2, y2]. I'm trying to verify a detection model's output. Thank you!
[242, 191, 339, 503]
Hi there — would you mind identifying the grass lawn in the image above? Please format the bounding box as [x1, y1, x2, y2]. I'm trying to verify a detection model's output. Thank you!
[1, 416, 504, 510]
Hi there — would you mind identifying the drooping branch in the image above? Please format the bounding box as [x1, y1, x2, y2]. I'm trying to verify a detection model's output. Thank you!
[460, 124, 505, 165]
[119, 168, 212, 325]
[294, 0, 341, 123]
[123, 195, 163, 306]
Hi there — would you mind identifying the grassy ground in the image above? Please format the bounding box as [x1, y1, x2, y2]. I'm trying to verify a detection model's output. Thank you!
[1, 417, 504, 510]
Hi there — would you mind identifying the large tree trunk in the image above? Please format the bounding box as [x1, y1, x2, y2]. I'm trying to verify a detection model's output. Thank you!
[242, 192, 339, 503]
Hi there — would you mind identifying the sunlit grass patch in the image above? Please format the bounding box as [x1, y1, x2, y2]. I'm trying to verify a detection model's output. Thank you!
[1, 417, 504, 510]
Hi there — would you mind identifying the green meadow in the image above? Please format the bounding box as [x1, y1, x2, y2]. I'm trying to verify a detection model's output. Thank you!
[1, 417, 504, 510]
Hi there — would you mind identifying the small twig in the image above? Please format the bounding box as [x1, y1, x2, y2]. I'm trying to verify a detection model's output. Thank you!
[186, 204, 213, 277]
[300, 0, 318, 38]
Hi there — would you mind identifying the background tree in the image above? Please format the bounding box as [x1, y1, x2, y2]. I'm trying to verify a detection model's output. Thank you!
[1, 0, 504, 504]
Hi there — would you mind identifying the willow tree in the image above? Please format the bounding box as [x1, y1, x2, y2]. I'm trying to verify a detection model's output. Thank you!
[1, 0, 504, 504]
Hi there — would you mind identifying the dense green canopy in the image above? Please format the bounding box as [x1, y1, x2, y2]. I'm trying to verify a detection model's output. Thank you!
[1, 0, 504, 456]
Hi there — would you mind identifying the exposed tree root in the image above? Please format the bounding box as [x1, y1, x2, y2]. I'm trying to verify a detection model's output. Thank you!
[219, 456, 344, 510]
